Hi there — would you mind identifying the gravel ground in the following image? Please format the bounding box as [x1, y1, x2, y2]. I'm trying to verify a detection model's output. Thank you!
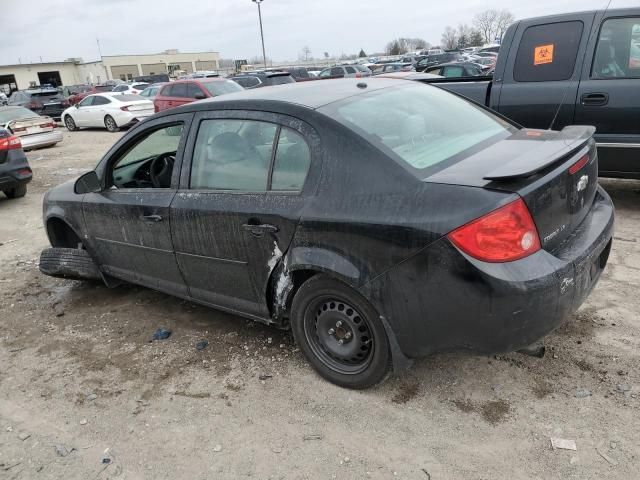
[0, 129, 638, 479]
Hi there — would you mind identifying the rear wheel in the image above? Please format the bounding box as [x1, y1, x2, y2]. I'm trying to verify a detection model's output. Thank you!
[3, 184, 27, 199]
[104, 115, 119, 132]
[291, 275, 391, 389]
[64, 115, 77, 131]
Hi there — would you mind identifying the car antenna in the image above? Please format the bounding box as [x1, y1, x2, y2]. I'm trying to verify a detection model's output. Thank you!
[547, 0, 613, 131]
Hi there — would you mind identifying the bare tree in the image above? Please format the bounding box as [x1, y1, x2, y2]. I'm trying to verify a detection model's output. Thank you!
[473, 9, 514, 44]
[441, 27, 458, 51]
[299, 46, 312, 62]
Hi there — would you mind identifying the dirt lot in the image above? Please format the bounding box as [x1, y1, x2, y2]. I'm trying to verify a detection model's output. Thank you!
[0, 129, 638, 479]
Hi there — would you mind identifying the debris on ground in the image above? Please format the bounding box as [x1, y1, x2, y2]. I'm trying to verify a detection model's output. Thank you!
[195, 340, 209, 351]
[574, 388, 592, 398]
[152, 328, 172, 341]
[596, 448, 618, 465]
[258, 374, 273, 381]
[213, 444, 223, 452]
[55, 444, 74, 457]
[550, 438, 577, 451]
[54, 304, 65, 317]
[616, 383, 631, 393]
[80, 419, 87, 425]
[517, 342, 546, 358]
[18, 432, 30, 441]
[86, 393, 98, 401]
[303, 434, 323, 441]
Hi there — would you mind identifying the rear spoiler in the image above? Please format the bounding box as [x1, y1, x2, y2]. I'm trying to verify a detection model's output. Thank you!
[483, 126, 596, 180]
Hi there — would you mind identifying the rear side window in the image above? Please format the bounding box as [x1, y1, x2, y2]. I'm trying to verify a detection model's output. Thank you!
[92, 96, 111, 105]
[345, 66, 356, 74]
[592, 17, 640, 78]
[170, 83, 188, 98]
[330, 67, 344, 76]
[160, 85, 173, 96]
[514, 21, 584, 82]
[271, 128, 311, 191]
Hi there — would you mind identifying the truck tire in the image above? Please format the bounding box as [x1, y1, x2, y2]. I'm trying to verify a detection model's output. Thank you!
[3, 184, 27, 199]
[39, 248, 101, 281]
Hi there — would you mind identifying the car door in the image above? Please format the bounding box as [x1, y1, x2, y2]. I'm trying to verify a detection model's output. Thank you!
[574, 14, 640, 177]
[82, 113, 193, 294]
[74, 96, 96, 126]
[493, 14, 595, 130]
[171, 110, 318, 319]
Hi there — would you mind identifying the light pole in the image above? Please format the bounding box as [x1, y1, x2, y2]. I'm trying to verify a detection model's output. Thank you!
[252, 0, 267, 69]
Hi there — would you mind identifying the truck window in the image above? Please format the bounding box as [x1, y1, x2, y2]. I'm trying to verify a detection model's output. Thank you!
[592, 18, 640, 79]
[514, 21, 584, 82]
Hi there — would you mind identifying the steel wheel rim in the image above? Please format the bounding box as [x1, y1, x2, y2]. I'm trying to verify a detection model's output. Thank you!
[303, 296, 374, 375]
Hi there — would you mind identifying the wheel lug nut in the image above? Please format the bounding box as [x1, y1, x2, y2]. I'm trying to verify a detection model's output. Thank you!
[338, 339, 344, 345]
[336, 321, 342, 328]
[345, 332, 352, 339]
[328, 328, 335, 335]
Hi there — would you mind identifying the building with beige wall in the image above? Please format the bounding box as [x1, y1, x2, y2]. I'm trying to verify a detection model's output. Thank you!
[0, 59, 107, 93]
[101, 50, 220, 81]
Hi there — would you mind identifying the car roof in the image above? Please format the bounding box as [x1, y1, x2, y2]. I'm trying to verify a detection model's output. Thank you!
[171, 78, 409, 112]
[170, 78, 229, 84]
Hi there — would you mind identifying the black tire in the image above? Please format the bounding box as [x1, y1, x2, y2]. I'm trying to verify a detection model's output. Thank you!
[64, 115, 78, 131]
[39, 247, 101, 281]
[104, 115, 119, 132]
[290, 275, 391, 389]
[3, 184, 27, 199]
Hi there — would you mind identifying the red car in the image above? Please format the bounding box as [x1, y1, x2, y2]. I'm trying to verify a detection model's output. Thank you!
[67, 85, 114, 105]
[153, 78, 244, 113]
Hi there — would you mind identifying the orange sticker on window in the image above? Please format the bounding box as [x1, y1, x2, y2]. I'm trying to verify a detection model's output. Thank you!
[534, 44, 554, 65]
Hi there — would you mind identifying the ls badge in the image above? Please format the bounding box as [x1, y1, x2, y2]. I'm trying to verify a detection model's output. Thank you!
[577, 174, 589, 192]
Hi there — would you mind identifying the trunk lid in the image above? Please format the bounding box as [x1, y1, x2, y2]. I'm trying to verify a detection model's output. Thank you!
[427, 126, 599, 252]
[9, 116, 55, 138]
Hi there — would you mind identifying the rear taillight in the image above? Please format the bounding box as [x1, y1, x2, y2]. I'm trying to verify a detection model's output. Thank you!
[11, 126, 26, 133]
[0, 135, 22, 151]
[448, 198, 541, 263]
[568, 153, 589, 175]
[25, 101, 42, 109]
[40, 122, 56, 129]
[120, 106, 130, 111]
[355, 72, 362, 78]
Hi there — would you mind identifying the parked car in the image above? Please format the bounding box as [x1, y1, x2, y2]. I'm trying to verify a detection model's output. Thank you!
[376, 72, 443, 80]
[0, 91, 8, 106]
[153, 78, 244, 113]
[8, 88, 69, 120]
[317, 65, 372, 79]
[419, 8, 640, 179]
[138, 84, 165, 102]
[62, 93, 154, 132]
[230, 72, 295, 89]
[266, 67, 316, 82]
[0, 106, 62, 150]
[0, 127, 32, 199]
[400, 55, 427, 65]
[415, 52, 463, 72]
[39, 78, 613, 389]
[111, 83, 150, 95]
[67, 85, 114, 105]
[425, 62, 487, 78]
[373, 63, 415, 75]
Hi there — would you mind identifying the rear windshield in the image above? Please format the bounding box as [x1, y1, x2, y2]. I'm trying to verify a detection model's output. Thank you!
[112, 94, 144, 102]
[0, 107, 40, 123]
[268, 75, 295, 85]
[95, 85, 114, 92]
[30, 91, 61, 98]
[320, 84, 514, 174]
[203, 80, 244, 96]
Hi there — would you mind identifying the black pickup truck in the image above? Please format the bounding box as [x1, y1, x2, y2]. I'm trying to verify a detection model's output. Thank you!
[421, 8, 640, 179]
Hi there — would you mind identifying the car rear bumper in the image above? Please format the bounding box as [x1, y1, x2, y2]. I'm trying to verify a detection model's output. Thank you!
[0, 150, 33, 190]
[361, 186, 615, 358]
[19, 130, 63, 150]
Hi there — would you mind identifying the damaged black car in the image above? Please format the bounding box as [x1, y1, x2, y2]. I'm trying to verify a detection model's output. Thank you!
[40, 79, 614, 388]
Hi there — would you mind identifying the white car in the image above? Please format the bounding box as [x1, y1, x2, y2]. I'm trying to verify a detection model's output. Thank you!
[0, 106, 63, 150]
[111, 82, 150, 95]
[62, 93, 154, 132]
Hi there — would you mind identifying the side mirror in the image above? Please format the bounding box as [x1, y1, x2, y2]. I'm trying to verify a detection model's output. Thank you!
[194, 93, 206, 100]
[75, 103, 80, 108]
[74, 171, 101, 194]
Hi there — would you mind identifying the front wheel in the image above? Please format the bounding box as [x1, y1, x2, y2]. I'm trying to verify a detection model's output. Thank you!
[104, 115, 119, 132]
[64, 115, 78, 131]
[290, 275, 391, 389]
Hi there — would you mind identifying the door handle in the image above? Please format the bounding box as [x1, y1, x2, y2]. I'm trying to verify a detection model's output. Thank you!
[242, 223, 279, 237]
[141, 214, 163, 223]
[581, 92, 609, 106]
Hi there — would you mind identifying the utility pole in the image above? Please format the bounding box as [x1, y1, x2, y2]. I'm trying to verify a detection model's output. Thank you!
[96, 38, 103, 59]
[252, 0, 267, 68]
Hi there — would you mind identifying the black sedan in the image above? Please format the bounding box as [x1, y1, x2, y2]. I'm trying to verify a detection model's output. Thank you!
[39, 79, 614, 389]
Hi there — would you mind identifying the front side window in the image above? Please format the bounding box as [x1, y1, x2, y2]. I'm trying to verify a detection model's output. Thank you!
[111, 124, 184, 189]
[592, 17, 640, 78]
[514, 21, 584, 82]
[191, 119, 277, 191]
[320, 84, 513, 175]
[187, 83, 204, 98]
[170, 83, 188, 98]
[78, 96, 94, 107]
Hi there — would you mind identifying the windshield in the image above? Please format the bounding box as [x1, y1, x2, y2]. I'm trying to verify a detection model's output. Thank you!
[320, 84, 514, 174]
[203, 80, 244, 96]
[0, 107, 40, 123]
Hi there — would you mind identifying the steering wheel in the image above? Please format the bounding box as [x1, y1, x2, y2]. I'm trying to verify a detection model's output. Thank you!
[149, 152, 175, 188]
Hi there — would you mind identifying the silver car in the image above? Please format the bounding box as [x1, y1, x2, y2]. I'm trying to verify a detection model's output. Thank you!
[0, 106, 63, 150]
[317, 65, 372, 79]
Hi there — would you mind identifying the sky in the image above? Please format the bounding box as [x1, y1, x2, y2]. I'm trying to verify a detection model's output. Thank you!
[1, 0, 637, 65]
